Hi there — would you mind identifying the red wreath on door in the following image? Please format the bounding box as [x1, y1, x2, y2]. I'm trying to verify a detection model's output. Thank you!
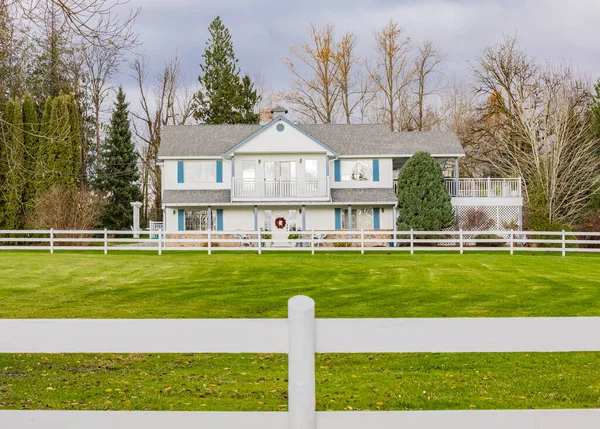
[275, 217, 286, 229]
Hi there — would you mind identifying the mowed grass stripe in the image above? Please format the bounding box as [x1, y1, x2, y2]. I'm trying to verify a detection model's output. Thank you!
[0, 252, 599, 318]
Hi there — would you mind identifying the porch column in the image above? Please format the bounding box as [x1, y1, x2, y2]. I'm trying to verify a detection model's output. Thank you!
[131, 201, 142, 238]
[302, 205, 306, 248]
[392, 205, 397, 248]
[347, 204, 352, 239]
[454, 158, 459, 197]
[207, 206, 212, 230]
[254, 205, 258, 231]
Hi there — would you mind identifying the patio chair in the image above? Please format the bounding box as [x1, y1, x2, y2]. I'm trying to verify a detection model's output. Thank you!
[314, 233, 327, 247]
[234, 232, 252, 247]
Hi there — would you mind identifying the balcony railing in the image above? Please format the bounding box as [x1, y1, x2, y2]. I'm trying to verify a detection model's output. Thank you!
[232, 178, 329, 200]
[445, 178, 522, 198]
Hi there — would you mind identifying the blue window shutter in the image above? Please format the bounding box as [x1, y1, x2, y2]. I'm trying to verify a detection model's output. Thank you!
[335, 208, 341, 230]
[216, 160, 223, 183]
[216, 209, 223, 231]
[334, 160, 341, 182]
[177, 161, 184, 183]
[178, 210, 185, 231]
[374, 208, 380, 230]
[373, 159, 380, 182]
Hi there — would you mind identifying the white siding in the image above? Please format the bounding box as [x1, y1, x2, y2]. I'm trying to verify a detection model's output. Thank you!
[233, 119, 333, 154]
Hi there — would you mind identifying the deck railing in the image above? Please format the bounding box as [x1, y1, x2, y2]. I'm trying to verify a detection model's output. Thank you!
[232, 178, 329, 199]
[445, 178, 521, 198]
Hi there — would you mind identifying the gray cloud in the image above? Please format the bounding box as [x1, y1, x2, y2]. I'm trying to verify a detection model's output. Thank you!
[119, 0, 600, 109]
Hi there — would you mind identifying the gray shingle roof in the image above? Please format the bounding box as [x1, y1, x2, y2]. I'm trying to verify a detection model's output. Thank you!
[331, 188, 397, 204]
[163, 189, 231, 204]
[158, 123, 464, 158]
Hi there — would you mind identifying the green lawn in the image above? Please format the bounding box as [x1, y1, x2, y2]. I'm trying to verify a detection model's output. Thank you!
[1, 251, 600, 412]
[1, 251, 600, 318]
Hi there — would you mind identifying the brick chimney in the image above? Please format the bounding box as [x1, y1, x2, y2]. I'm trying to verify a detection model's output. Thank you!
[259, 107, 273, 125]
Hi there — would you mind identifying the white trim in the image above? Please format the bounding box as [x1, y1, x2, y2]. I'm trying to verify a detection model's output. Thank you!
[163, 201, 398, 208]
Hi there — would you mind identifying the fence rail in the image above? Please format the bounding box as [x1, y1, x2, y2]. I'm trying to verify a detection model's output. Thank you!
[1, 296, 599, 428]
[0, 228, 598, 255]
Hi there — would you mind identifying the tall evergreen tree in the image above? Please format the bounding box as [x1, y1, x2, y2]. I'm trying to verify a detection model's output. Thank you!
[0, 99, 15, 226]
[66, 94, 82, 184]
[36, 94, 76, 192]
[193, 16, 259, 124]
[590, 80, 600, 211]
[1, 98, 25, 228]
[396, 152, 455, 231]
[97, 87, 142, 230]
[22, 94, 39, 207]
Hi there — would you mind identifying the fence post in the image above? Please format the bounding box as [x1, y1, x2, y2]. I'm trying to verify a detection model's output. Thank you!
[104, 228, 108, 255]
[158, 228, 163, 256]
[360, 229, 364, 254]
[50, 228, 54, 254]
[410, 229, 414, 255]
[510, 229, 514, 255]
[208, 229, 212, 255]
[311, 231, 315, 255]
[459, 229, 464, 255]
[288, 296, 316, 429]
[257, 230, 262, 255]
[561, 230, 566, 257]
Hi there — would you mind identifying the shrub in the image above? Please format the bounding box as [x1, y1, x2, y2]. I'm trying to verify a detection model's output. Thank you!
[396, 152, 455, 231]
[577, 211, 600, 249]
[459, 208, 494, 231]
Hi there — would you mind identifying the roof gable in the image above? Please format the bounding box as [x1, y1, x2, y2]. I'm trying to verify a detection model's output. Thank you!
[223, 117, 337, 156]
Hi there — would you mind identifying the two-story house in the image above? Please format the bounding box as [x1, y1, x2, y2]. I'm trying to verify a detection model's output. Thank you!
[157, 106, 523, 241]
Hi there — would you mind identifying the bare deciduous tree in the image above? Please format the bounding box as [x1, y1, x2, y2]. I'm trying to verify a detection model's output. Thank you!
[130, 54, 195, 222]
[368, 20, 412, 131]
[412, 40, 444, 131]
[18, 0, 139, 49]
[334, 31, 364, 124]
[282, 23, 341, 123]
[472, 36, 600, 226]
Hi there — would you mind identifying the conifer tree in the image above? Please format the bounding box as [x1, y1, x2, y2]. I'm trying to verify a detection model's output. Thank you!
[66, 94, 82, 183]
[97, 87, 142, 230]
[193, 16, 259, 124]
[0, 99, 15, 226]
[396, 152, 455, 231]
[37, 94, 75, 192]
[22, 94, 39, 207]
[1, 98, 25, 229]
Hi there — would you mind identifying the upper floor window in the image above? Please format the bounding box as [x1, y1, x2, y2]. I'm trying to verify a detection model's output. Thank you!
[341, 160, 372, 181]
[242, 160, 255, 181]
[264, 161, 297, 180]
[185, 161, 216, 183]
[305, 160, 318, 180]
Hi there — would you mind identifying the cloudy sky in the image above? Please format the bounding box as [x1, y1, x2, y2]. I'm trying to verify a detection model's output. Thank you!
[121, 0, 600, 106]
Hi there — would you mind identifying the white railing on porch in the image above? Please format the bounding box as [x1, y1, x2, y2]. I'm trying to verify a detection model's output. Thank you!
[232, 178, 329, 199]
[1, 296, 599, 428]
[445, 178, 521, 198]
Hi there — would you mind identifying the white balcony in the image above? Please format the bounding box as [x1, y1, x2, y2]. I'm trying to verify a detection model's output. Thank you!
[232, 178, 330, 201]
[445, 178, 522, 198]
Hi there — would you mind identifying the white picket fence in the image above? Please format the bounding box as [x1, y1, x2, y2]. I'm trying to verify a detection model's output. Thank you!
[1, 296, 599, 428]
[0, 229, 599, 255]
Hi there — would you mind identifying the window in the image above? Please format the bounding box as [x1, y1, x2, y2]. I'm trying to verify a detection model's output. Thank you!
[184, 161, 216, 183]
[264, 161, 297, 180]
[242, 160, 255, 180]
[341, 208, 373, 230]
[264, 210, 272, 231]
[341, 160, 372, 181]
[185, 210, 216, 231]
[305, 160, 318, 180]
[288, 210, 297, 231]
